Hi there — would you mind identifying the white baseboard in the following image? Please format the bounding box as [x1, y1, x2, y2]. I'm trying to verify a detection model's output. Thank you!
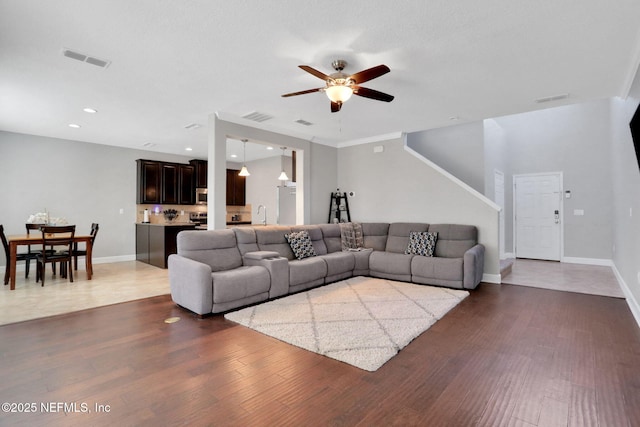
[483, 273, 501, 284]
[561, 257, 613, 267]
[92, 255, 136, 264]
[612, 264, 640, 330]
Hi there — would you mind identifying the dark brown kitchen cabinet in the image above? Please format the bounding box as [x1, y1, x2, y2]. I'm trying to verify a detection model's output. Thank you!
[190, 159, 208, 188]
[226, 169, 246, 206]
[136, 223, 196, 268]
[136, 159, 195, 205]
[137, 160, 161, 204]
[178, 165, 195, 204]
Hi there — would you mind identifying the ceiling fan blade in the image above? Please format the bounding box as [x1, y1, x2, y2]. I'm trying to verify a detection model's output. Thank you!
[349, 64, 390, 84]
[331, 101, 342, 113]
[281, 87, 324, 97]
[299, 65, 331, 81]
[353, 86, 394, 102]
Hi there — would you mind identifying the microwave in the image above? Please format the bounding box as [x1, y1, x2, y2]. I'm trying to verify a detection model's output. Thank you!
[195, 188, 208, 205]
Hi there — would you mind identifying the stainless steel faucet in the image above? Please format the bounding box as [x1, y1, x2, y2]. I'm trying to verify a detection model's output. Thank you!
[257, 204, 267, 225]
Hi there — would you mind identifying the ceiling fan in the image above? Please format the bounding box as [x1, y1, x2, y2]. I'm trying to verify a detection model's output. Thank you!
[281, 59, 394, 112]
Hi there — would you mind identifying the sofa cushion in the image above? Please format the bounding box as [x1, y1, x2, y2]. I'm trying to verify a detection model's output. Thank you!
[428, 224, 477, 258]
[361, 223, 390, 251]
[369, 251, 414, 276]
[233, 227, 259, 255]
[411, 256, 464, 282]
[211, 265, 270, 303]
[318, 224, 342, 253]
[289, 257, 327, 287]
[177, 230, 242, 272]
[254, 226, 294, 260]
[405, 231, 438, 257]
[320, 252, 355, 277]
[385, 223, 429, 253]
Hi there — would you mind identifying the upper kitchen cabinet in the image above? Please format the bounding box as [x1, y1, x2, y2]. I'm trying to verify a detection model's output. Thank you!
[136, 159, 195, 205]
[137, 160, 161, 204]
[189, 159, 208, 188]
[226, 169, 246, 206]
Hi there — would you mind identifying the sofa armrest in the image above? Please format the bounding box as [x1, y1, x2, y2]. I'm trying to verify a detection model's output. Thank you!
[243, 254, 289, 299]
[168, 254, 213, 315]
[463, 244, 485, 289]
[243, 251, 281, 260]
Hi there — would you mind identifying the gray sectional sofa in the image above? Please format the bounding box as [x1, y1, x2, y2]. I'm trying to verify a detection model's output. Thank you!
[168, 222, 484, 315]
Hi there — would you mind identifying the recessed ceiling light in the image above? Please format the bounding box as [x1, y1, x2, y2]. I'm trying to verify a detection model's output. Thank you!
[266, 146, 274, 150]
[185, 147, 193, 151]
[230, 154, 238, 158]
[68, 123, 81, 128]
[83, 107, 97, 113]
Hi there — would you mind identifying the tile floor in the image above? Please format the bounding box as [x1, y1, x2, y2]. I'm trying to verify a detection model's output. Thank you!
[0, 261, 170, 326]
[501, 258, 625, 298]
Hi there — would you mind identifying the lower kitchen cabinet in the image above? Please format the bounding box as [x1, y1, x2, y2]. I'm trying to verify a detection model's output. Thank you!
[136, 223, 196, 268]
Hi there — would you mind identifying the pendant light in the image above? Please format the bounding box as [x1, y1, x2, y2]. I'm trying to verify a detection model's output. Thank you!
[278, 147, 289, 181]
[238, 139, 250, 176]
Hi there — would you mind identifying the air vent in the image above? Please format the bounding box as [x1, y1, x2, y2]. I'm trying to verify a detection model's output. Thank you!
[242, 111, 273, 123]
[295, 119, 313, 126]
[184, 123, 202, 130]
[143, 142, 156, 148]
[62, 48, 111, 69]
[535, 93, 569, 103]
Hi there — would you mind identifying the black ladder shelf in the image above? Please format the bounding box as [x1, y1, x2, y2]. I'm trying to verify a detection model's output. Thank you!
[328, 189, 351, 223]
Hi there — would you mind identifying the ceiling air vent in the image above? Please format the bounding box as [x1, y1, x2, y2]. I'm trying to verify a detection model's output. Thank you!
[295, 119, 313, 126]
[242, 111, 273, 123]
[184, 123, 202, 130]
[62, 48, 111, 69]
[535, 93, 569, 104]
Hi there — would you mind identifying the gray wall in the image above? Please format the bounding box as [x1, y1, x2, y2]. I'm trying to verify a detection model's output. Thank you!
[208, 117, 337, 228]
[495, 99, 614, 260]
[243, 155, 292, 225]
[611, 89, 640, 311]
[0, 131, 195, 266]
[406, 121, 485, 193]
[337, 136, 500, 277]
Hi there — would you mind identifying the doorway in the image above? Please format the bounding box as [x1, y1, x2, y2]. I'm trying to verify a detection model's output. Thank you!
[513, 172, 563, 261]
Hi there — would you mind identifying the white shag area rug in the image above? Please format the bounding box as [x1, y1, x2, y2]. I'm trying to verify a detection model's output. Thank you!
[224, 276, 469, 371]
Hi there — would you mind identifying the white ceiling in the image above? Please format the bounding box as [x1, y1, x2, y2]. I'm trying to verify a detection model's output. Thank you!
[1, 0, 640, 160]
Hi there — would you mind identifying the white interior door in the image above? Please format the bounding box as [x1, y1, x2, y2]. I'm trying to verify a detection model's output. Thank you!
[514, 173, 562, 261]
[494, 170, 505, 259]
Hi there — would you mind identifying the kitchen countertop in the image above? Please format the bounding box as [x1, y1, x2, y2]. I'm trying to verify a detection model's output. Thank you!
[136, 222, 197, 227]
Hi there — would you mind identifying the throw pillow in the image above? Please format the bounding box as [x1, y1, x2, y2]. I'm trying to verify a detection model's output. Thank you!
[285, 230, 317, 260]
[405, 231, 438, 257]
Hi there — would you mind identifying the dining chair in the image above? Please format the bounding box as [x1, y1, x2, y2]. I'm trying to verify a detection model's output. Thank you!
[72, 223, 99, 273]
[26, 223, 56, 276]
[1, 224, 38, 285]
[36, 225, 76, 286]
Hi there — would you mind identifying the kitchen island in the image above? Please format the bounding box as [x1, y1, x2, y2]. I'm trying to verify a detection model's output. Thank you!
[135, 223, 197, 268]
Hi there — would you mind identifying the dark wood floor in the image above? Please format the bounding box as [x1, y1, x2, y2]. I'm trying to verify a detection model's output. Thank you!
[1, 283, 639, 426]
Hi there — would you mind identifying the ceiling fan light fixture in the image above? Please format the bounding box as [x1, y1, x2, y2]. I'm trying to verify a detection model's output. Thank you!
[325, 84, 353, 103]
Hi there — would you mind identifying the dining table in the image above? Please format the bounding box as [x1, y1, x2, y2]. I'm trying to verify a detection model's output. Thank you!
[6, 232, 94, 290]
